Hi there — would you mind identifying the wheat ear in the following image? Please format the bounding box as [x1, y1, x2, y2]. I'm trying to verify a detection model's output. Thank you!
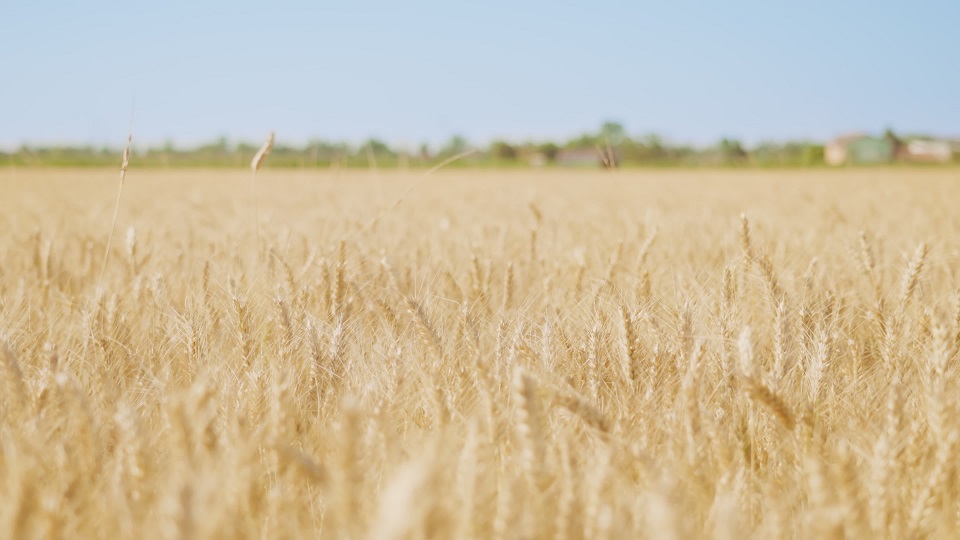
[97, 132, 132, 295]
[250, 131, 275, 247]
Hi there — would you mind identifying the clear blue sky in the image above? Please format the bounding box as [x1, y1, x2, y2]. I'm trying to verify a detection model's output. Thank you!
[3, 0, 958, 150]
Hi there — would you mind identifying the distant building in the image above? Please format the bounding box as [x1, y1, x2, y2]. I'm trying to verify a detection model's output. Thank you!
[825, 133, 866, 166]
[848, 136, 895, 164]
[556, 148, 604, 167]
[904, 139, 953, 163]
[825, 133, 895, 165]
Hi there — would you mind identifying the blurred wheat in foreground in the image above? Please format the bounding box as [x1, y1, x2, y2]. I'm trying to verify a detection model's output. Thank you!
[2, 167, 960, 539]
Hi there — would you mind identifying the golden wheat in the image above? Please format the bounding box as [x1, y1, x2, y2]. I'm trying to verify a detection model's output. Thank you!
[1, 167, 959, 538]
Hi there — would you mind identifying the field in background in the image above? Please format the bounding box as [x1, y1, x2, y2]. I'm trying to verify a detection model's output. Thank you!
[2, 167, 960, 538]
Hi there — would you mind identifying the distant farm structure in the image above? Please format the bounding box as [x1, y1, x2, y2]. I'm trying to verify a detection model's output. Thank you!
[556, 148, 606, 167]
[903, 139, 953, 163]
[824, 133, 867, 165]
[826, 132, 955, 166]
[825, 133, 894, 165]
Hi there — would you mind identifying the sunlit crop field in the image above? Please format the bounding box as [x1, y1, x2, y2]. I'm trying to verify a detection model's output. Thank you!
[2, 167, 960, 538]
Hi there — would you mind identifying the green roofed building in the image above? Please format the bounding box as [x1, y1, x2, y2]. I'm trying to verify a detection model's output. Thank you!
[846, 136, 895, 164]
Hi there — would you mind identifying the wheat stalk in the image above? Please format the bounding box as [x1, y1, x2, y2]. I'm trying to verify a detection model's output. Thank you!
[250, 130, 275, 247]
[5, 167, 960, 537]
[96, 132, 132, 295]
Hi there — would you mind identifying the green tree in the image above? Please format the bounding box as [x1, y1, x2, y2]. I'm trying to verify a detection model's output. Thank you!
[599, 121, 627, 145]
[490, 140, 517, 161]
[719, 138, 747, 164]
[439, 135, 469, 157]
[538, 142, 560, 162]
[641, 134, 666, 160]
[363, 138, 394, 156]
[802, 144, 824, 166]
[564, 133, 598, 149]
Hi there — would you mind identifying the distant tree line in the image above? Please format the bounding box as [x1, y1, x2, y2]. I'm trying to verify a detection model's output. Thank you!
[2, 121, 931, 169]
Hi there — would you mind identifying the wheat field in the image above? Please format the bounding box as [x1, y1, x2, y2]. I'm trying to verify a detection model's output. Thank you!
[1, 167, 959, 539]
